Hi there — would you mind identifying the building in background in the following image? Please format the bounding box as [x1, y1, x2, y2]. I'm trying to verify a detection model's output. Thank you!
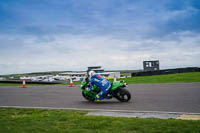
[18, 66, 121, 82]
[0, 77, 6, 80]
[59, 72, 86, 81]
[87, 66, 104, 74]
[143, 60, 160, 71]
[87, 66, 120, 79]
[99, 72, 120, 79]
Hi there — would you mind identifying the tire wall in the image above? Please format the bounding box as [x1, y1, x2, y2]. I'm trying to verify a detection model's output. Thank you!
[131, 67, 200, 77]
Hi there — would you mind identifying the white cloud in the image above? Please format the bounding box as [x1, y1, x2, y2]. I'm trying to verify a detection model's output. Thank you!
[0, 31, 200, 74]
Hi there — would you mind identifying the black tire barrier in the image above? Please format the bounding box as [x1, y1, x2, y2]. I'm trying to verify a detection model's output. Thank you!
[131, 67, 200, 77]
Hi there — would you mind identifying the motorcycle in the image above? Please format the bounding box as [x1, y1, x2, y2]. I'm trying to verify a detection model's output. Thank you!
[80, 77, 131, 102]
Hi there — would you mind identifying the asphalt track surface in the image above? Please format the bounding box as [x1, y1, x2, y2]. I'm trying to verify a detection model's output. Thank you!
[0, 83, 200, 113]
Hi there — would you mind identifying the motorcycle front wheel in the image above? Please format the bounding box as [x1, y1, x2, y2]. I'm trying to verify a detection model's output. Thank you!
[115, 88, 131, 102]
[82, 92, 95, 101]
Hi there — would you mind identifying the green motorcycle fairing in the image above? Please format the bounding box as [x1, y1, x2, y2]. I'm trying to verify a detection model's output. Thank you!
[80, 80, 127, 98]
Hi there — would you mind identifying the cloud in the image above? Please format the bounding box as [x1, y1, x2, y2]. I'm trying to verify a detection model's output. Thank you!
[0, 30, 200, 74]
[0, 0, 200, 74]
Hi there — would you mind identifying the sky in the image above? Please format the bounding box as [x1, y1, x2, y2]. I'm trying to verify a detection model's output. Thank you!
[0, 0, 200, 74]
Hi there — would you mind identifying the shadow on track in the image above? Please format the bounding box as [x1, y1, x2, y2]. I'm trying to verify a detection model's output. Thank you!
[79, 100, 132, 105]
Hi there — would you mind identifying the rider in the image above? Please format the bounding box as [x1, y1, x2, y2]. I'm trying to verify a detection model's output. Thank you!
[86, 70, 111, 101]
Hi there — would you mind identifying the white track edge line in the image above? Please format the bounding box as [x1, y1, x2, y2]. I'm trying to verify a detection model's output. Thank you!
[1, 105, 200, 115]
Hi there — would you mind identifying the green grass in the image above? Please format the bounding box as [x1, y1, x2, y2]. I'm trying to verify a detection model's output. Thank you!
[120, 72, 200, 84]
[64, 72, 200, 86]
[0, 81, 81, 87]
[0, 107, 199, 133]
[0, 72, 199, 86]
[0, 83, 52, 87]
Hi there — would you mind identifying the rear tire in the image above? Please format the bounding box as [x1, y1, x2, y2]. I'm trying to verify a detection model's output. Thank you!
[82, 92, 95, 102]
[115, 88, 131, 102]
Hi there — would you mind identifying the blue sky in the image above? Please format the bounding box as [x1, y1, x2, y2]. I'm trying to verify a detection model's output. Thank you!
[0, 0, 200, 74]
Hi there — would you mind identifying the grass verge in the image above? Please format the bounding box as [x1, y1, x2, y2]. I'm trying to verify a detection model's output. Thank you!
[0, 107, 200, 133]
[0, 72, 199, 86]
[120, 72, 200, 84]
[0, 81, 81, 87]
[0, 83, 52, 87]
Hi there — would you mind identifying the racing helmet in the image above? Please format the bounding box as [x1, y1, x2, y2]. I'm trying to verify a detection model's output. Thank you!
[89, 70, 96, 78]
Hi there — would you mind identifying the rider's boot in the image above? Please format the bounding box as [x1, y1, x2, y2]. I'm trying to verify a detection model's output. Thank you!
[95, 95, 101, 101]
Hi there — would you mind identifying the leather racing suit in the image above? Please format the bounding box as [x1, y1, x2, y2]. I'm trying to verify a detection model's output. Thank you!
[88, 74, 111, 100]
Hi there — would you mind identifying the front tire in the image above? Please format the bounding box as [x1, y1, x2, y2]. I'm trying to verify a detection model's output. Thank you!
[82, 92, 95, 101]
[115, 88, 131, 102]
